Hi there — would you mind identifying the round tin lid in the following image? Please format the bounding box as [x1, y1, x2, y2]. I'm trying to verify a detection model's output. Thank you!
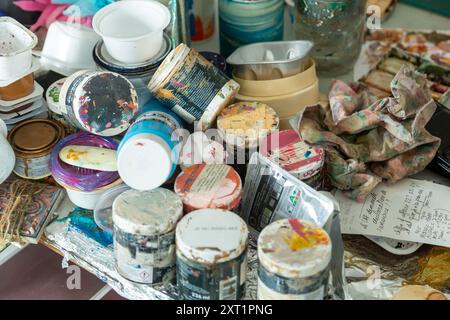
[176, 209, 248, 265]
[60, 70, 138, 137]
[45, 78, 67, 115]
[260, 130, 325, 180]
[258, 219, 332, 279]
[217, 101, 279, 149]
[8, 119, 63, 153]
[93, 33, 171, 75]
[113, 188, 183, 235]
[174, 163, 242, 211]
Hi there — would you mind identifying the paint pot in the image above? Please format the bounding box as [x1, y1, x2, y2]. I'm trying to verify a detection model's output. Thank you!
[0, 73, 34, 101]
[113, 188, 183, 284]
[0, 118, 15, 184]
[8, 119, 65, 180]
[217, 101, 279, 150]
[174, 163, 242, 213]
[218, 0, 284, 58]
[94, 184, 131, 234]
[148, 43, 240, 130]
[260, 130, 325, 190]
[117, 100, 183, 191]
[187, 0, 216, 42]
[0, 17, 38, 80]
[40, 22, 101, 76]
[63, 179, 123, 210]
[59, 70, 138, 137]
[45, 78, 77, 135]
[93, 0, 171, 64]
[176, 209, 249, 300]
[93, 33, 171, 105]
[257, 219, 331, 300]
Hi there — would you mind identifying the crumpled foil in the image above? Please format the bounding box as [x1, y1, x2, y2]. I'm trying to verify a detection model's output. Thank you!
[290, 66, 441, 201]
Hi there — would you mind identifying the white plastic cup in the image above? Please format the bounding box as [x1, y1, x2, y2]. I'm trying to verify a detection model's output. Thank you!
[93, 1, 171, 64]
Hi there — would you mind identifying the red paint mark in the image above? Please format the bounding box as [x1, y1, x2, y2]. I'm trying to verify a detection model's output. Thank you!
[135, 142, 145, 147]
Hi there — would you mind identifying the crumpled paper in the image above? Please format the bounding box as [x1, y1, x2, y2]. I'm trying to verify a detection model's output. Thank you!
[291, 66, 441, 201]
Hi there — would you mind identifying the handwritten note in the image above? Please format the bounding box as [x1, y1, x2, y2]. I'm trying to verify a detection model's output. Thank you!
[336, 179, 450, 248]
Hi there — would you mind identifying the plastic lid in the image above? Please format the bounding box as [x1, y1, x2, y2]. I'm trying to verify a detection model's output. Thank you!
[217, 101, 279, 149]
[117, 133, 174, 191]
[258, 219, 332, 279]
[260, 130, 324, 180]
[174, 163, 242, 212]
[176, 209, 248, 265]
[8, 119, 63, 153]
[113, 188, 183, 235]
[45, 78, 66, 115]
[93, 183, 130, 234]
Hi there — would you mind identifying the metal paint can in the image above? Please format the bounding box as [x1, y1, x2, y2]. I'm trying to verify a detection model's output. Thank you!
[257, 219, 331, 300]
[174, 163, 242, 213]
[59, 70, 138, 137]
[148, 43, 240, 130]
[176, 209, 249, 300]
[112, 188, 184, 284]
[45, 78, 77, 135]
[8, 119, 65, 180]
[117, 100, 184, 191]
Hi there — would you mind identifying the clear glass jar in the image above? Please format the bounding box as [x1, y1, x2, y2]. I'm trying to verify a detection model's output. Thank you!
[293, 0, 367, 76]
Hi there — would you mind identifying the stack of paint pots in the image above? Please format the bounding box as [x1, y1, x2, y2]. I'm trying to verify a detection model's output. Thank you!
[260, 130, 325, 190]
[0, 18, 47, 131]
[148, 43, 240, 130]
[50, 132, 122, 210]
[257, 219, 331, 300]
[217, 101, 279, 178]
[117, 99, 185, 191]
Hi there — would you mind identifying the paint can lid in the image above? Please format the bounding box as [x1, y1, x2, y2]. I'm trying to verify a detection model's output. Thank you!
[176, 209, 248, 264]
[217, 102, 279, 149]
[258, 219, 332, 279]
[113, 188, 183, 235]
[8, 119, 64, 154]
[117, 133, 174, 191]
[259, 130, 324, 180]
[59, 70, 138, 137]
[45, 78, 66, 115]
[174, 164, 242, 212]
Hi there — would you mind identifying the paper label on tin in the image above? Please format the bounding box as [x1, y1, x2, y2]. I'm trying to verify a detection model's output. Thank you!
[219, 276, 238, 300]
[114, 228, 176, 284]
[153, 50, 230, 124]
[240, 153, 334, 238]
[336, 179, 450, 248]
[14, 154, 51, 179]
[190, 164, 230, 193]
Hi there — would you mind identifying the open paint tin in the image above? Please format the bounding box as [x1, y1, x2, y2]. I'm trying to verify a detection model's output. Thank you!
[176, 209, 248, 300]
[257, 219, 331, 300]
[59, 70, 138, 137]
[113, 188, 183, 284]
[148, 43, 240, 129]
[8, 119, 65, 180]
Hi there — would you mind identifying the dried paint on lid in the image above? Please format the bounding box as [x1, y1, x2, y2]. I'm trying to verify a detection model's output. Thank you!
[260, 130, 324, 180]
[258, 219, 331, 279]
[174, 163, 242, 212]
[112, 188, 183, 235]
[176, 209, 248, 265]
[217, 101, 279, 149]
[45, 78, 66, 115]
[8, 119, 64, 154]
